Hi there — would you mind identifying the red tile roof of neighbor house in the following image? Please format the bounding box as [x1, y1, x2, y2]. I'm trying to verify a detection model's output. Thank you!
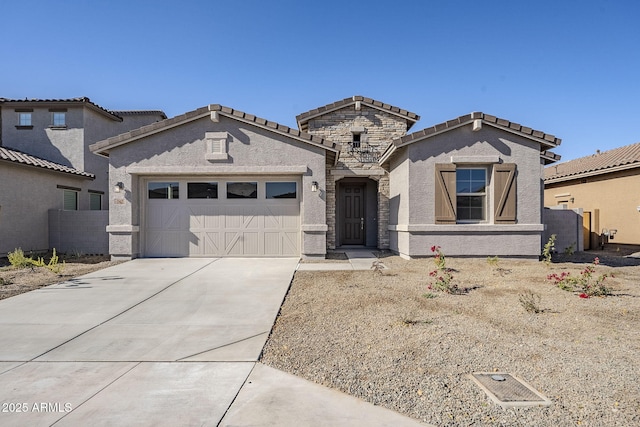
[544, 141, 640, 183]
[0, 97, 167, 121]
[0, 147, 95, 178]
[296, 95, 421, 132]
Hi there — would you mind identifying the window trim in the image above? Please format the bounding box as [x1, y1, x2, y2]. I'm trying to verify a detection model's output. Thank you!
[49, 110, 67, 128]
[455, 167, 488, 223]
[18, 112, 32, 127]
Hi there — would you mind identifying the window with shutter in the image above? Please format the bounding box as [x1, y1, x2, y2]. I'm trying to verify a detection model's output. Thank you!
[435, 162, 517, 224]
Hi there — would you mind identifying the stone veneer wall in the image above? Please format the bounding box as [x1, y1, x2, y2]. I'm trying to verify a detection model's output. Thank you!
[306, 105, 408, 249]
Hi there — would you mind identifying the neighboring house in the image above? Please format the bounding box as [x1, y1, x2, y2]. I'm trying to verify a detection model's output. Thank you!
[544, 142, 640, 248]
[0, 147, 96, 255]
[90, 96, 561, 260]
[0, 97, 165, 255]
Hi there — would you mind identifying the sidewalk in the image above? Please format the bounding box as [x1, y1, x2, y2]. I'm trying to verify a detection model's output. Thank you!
[297, 249, 386, 271]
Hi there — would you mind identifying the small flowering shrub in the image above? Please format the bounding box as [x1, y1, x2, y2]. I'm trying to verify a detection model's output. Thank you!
[427, 246, 460, 294]
[547, 257, 613, 298]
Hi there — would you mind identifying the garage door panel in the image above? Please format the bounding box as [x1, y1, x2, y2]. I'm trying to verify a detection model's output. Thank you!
[148, 231, 187, 257]
[282, 232, 299, 256]
[145, 179, 300, 257]
[188, 206, 222, 229]
[203, 232, 221, 255]
[241, 232, 259, 255]
[225, 232, 243, 255]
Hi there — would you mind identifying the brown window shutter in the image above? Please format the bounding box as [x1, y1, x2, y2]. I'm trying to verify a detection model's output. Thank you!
[494, 163, 517, 223]
[435, 163, 457, 223]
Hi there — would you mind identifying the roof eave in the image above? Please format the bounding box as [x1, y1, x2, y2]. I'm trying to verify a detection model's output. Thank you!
[296, 96, 420, 132]
[545, 162, 640, 184]
[91, 105, 341, 157]
[0, 158, 95, 180]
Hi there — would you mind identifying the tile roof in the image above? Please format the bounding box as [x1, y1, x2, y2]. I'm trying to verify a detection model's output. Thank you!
[90, 105, 340, 160]
[111, 110, 168, 119]
[396, 112, 561, 149]
[0, 97, 167, 122]
[380, 112, 561, 166]
[544, 141, 640, 183]
[0, 97, 123, 121]
[0, 147, 95, 179]
[296, 95, 420, 132]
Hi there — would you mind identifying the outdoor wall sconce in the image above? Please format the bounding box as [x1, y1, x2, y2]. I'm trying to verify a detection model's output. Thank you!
[113, 182, 124, 193]
[311, 181, 319, 192]
[569, 197, 575, 203]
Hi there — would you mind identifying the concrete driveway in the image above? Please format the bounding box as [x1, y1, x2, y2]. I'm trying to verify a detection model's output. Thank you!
[0, 258, 428, 426]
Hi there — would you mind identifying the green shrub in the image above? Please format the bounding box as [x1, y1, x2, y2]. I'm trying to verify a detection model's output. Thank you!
[541, 234, 556, 265]
[8, 248, 33, 269]
[7, 248, 65, 274]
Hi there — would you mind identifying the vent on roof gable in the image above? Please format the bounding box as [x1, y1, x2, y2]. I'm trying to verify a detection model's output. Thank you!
[205, 131, 229, 161]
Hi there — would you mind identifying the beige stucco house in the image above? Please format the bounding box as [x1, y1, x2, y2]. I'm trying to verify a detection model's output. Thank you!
[90, 96, 561, 260]
[544, 142, 640, 248]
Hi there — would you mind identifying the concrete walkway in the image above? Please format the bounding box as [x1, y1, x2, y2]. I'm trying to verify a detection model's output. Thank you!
[297, 249, 386, 271]
[0, 258, 426, 426]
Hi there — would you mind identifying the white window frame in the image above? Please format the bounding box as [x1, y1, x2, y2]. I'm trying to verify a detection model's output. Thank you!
[52, 112, 66, 127]
[455, 167, 488, 223]
[18, 112, 32, 126]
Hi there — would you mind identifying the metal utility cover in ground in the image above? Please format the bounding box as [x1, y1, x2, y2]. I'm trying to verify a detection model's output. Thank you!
[469, 373, 552, 409]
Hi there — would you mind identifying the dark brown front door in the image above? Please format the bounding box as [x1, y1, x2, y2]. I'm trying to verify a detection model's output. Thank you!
[342, 184, 365, 245]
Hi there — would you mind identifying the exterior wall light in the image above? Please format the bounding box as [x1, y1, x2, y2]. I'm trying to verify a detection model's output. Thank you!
[113, 182, 124, 193]
[311, 181, 319, 192]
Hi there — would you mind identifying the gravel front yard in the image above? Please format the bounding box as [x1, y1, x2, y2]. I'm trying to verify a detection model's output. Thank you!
[261, 252, 640, 426]
[0, 254, 117, 300]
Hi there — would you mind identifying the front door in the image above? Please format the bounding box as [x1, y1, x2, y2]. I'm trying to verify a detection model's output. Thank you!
[341, 184, 365, 245]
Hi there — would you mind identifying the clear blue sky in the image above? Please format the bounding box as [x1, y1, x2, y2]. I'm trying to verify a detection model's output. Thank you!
[2, 0, 639, 162]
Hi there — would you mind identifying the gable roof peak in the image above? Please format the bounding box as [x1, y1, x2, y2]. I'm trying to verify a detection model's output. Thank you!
[296, 95, 420, 132]
[91, 103, 340, 162]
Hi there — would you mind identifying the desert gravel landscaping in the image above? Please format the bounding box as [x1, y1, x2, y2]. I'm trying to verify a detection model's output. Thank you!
[2, 249, 639, 425]
[262, 251, 640, 426]
[0, 254, 117, 300]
